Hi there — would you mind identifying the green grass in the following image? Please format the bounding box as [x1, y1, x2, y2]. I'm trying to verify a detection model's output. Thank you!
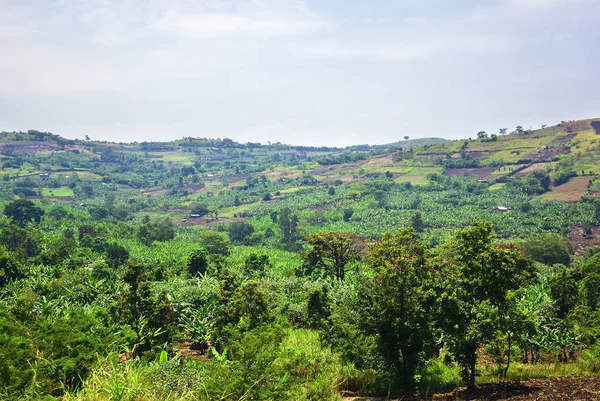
[219, 201, 262, 218]
[479, 362, 585, 383]
[42, 187, 74, 197]
[488, 183, 506, 191]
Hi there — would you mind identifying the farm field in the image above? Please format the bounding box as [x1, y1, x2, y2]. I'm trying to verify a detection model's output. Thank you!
[539, 176, 590, 202]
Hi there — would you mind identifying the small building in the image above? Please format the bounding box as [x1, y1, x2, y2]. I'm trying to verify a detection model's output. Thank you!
[190, 214, 202, 219]
[493, 206, 508, 213]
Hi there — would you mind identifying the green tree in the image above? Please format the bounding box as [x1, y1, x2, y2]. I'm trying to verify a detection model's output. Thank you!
[106, 243, 129, 269]
[200, 230, 230, 255]
[121, 262, 174, 354]
[3, 199, 44, 227]
[521, 233, 572, 266]
[188, 248, 209, 277]
[436, 220, 535, 389]
[227, 221, 255, 243]
[244, 253, 270, 276]
[303, 231, 364, 280]
[357, 228, 435, 390]
[410, 212, 424, 233]
[549, 268, 579, 319]
[0, 224, 41, 260]
[278, 207, 299, 247]
[0, 248, 22, 286]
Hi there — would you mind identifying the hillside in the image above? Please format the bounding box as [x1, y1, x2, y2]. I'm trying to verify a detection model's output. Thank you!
[3, 119, 600, 401]
[1, 119, 600, 242]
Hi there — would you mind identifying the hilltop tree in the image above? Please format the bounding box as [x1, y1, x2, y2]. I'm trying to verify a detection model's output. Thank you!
[3, 199, 44, 227]
[403, 136, 410, 141]
[477, 131, 488, 139]
[499, 128, 508, 135]
[516, 125, 524, 134]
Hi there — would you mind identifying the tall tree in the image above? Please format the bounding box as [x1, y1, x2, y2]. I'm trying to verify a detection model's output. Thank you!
[357, 228, 435, 390]
[435, 220, 535, 389]
[278, 207, 299, 246]
[303, 231, 364, 280]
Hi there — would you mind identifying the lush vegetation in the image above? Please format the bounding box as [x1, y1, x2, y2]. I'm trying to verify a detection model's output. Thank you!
[2, 120, 600, 400]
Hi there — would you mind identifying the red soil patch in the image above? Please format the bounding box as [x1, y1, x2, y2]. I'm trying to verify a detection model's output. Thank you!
[443, 167, 497, 179]
[563, 121, 591, 133]
[551, 133, 578, 143]
[265, 170, 301, 179]
[344, 375, 600, 401]
[569, 225, 600, 256]
[426, 375, 600, 400]
[524, 147, 565, 161]
[322, 176, 359, 183]
[515, 162, 556, 177]
[23, 195, 73, 202]
[465, 151, 495, 160]
[173, 341, 211, 361]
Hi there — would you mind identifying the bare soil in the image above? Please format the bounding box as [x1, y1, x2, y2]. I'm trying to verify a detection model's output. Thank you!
[539, 176, 590, 202]
[569, 225, 600, 256]
[524, 147, 565, 161]
[345, 375, 600, 401]
[563, 121, 592, 133]
[550, 133, 578, 143]
[515, 163, 556, 177]
[443, 167, 497, 179]
[23, 195, 73, 202]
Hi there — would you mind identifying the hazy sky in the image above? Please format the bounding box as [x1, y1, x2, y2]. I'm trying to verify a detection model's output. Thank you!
[1, 0, 599, 146]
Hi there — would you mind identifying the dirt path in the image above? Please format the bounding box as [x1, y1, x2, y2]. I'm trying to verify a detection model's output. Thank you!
[343, 375, 600, 400]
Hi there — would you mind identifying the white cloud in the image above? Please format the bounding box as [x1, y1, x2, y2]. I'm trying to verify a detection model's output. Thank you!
[303, 34, 513, 61]
[510, 0, 596, 8]
[154, 9, 328, 38]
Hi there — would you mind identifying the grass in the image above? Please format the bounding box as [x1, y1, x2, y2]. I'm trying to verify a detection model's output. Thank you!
[478, 362, 586, 384]
[53, 171, 102, 181]
[218, 200, 262, 218]
[42, 187, 75, 197]
[488, 183, 506, 191]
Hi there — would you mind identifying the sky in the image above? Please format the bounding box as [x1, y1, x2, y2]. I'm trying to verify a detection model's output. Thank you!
[0, 0, 599, 147]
